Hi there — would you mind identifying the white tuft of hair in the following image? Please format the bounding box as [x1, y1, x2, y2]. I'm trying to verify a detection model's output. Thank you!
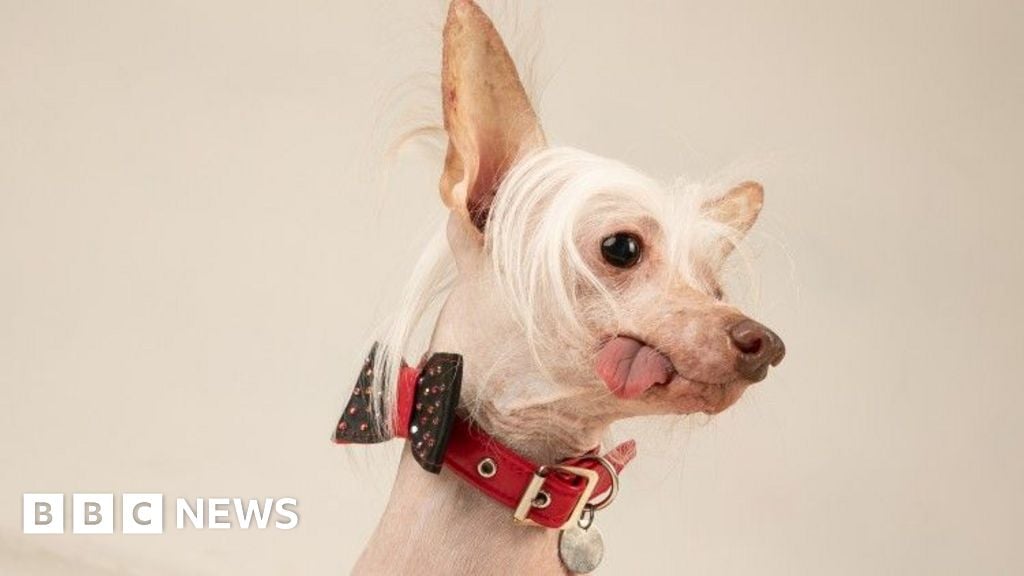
[364, 146, 752, 435]
[486, 148, 667, 369]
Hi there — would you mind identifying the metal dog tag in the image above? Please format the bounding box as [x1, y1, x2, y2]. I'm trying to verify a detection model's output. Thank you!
[558, 521, 604, 574]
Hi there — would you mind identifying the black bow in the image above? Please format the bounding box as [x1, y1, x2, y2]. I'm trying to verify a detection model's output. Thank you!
[333, 345, 462, 474]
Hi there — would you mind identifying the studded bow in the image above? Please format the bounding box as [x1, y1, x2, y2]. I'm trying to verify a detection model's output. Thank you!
[333, 345, 462, 474]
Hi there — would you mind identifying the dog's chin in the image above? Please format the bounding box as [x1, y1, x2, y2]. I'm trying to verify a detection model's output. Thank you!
[643, 375, 752, 415]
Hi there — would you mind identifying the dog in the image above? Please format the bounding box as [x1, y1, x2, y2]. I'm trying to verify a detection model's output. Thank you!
[336, 1, 785, 573]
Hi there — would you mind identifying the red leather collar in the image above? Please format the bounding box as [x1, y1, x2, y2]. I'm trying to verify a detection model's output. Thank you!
[334, 348, 636, 530]
[397, 364, 635, 529]
[444, 414, 636, 529]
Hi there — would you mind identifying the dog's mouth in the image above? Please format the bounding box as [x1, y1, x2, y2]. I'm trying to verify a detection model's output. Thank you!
[595, 335, 748, 411]
[595, 336, 679, 400]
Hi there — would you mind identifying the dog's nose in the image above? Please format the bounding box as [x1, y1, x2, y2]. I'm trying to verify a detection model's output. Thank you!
[729, 319, 785, 382]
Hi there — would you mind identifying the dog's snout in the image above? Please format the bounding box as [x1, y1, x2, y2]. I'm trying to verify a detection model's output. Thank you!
[729, 319, 785, 382]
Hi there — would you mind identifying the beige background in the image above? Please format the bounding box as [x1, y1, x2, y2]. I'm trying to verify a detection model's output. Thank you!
[2, 1, 1022, 574]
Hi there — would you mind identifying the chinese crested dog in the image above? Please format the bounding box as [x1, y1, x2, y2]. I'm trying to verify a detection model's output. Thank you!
[334, 1, 785, 574]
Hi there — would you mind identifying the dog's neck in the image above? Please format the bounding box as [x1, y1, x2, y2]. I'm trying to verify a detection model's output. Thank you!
[354, 447, 566, 575]
[353, 221, 619, 573]
[355, 277, 611, 574]
[417, 218, 613, 462]
[354, 365, 605, 575]
[428, 266, 613, 463]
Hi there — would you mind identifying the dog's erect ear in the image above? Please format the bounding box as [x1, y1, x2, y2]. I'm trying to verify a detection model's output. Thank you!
[703, 181, 764, 258]
[440, 0, 546, 232]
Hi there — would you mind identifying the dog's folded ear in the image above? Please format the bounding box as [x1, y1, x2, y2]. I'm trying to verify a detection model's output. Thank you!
[702, 181, 765, 259]
[439, 0, 546, 233]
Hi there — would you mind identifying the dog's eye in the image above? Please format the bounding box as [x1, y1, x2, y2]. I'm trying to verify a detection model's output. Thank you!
[600, 233, 642, 268]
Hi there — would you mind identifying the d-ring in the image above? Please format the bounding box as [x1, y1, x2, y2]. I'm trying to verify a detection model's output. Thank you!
[578, 455, 619, 511]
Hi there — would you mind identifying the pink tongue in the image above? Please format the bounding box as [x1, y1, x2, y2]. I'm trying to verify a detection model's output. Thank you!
[596, 337, 675, 399]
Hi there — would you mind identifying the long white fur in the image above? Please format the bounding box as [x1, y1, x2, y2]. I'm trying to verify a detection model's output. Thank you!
[367, 145, 750, 437]
[369, 227, 455, 438]
[488, 148, 668, 364]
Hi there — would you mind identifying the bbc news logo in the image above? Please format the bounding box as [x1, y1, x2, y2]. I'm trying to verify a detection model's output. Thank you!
[23, 494, 299, 534]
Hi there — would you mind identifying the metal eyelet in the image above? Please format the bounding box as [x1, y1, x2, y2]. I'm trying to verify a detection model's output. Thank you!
[477, 457, 497, 478]
[532, 490, 551, 509]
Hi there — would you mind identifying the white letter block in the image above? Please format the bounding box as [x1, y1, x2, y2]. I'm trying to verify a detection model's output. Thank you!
[23, 493, 64, 534]
[122, 493, 163, 534]
[72, 493, 113, 534]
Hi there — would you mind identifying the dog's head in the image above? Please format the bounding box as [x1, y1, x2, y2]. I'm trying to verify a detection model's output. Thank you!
[415, 1, 783, 447]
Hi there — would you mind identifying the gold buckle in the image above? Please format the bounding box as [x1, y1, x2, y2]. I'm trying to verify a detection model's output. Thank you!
[513, 465, 599, 530]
